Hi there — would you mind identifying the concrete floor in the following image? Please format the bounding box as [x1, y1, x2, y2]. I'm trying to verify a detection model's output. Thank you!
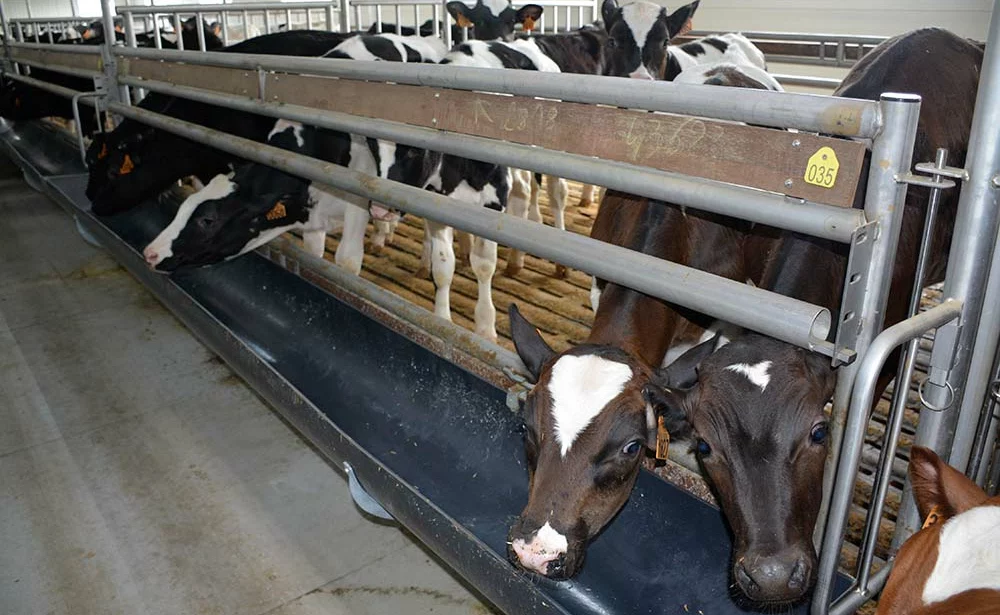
[0, 162, 495, 615]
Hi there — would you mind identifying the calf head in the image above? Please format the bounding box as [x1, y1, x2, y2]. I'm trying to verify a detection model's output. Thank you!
[601, 0, 699, 79]
[144, 122, 319, 271]
[445, 0, 543, 41]
[648, 334, 836, 606]
[876, 447, 999, 615]
[506, 305, 707, 578]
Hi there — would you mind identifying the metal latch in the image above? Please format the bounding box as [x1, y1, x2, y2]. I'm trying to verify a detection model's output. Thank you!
[503, 366, 532, 413]
[344, 462, 395, 522]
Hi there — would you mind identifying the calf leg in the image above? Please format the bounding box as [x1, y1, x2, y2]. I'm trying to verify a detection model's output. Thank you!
[302, 229, 327, 258]
[505, 169, 532, 277]
[334, 198, 369, 275]
[470, 235, 498, 342]
[427, 221, 456, 323]
[456, 231, 473, 267]
[546, 175, 569, 278]
[590, 277, 602, 313]
[416, 220, 433, 279]
[578, 183, 600, 208]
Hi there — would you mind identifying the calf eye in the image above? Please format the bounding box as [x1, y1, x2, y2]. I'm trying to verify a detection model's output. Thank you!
[810, 422, 829, 445]
[197, 216, 216, 229]
[621, 440, 643, 456]
[608, 38, 618, 48]
[696, 439, 712, 457]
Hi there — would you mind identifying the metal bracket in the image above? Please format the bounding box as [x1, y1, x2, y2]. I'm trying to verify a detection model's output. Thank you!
[914, 161, 969, 181]
[833, 220, 879, 367]
[895, 172, 957, 191]
[926, 316, 962, 389]
[503, 366, 532, 413]
[343, 462, 395, 522]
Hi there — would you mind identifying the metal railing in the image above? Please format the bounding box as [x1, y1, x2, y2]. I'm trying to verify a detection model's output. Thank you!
[4, 2, 1000, 614]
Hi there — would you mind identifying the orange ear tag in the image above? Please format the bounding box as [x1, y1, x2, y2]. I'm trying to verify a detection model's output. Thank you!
[98, 143, 108, 160]
[522, 16, 536, 32]
[456, 14, 473, 28]
[655, 416, 671, 461]
[921, 505, 943, 530]
[265, 201, 287, 221]
[119, 154, 134, 175]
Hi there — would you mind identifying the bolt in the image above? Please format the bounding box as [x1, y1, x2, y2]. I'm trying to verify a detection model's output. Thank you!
[432, 117, 437, 124]
[792, 139, 801, 148]
[784, 179, 794, 188]
[992, 175, 1000, 188]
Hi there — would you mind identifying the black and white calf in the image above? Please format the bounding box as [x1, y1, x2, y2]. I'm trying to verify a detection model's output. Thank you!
[143, 33, 445, 274]
[600, 0, 701, 79]
[445, 0, 543, 42]
[441, 39, 569, 277]
[665, 32, 767, 80]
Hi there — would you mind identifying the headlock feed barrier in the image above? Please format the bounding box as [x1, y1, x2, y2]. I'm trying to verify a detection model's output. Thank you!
[1, 0, 999, 614]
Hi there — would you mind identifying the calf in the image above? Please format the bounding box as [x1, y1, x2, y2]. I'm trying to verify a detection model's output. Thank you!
[143, 33, 446, 274]
[85, 30, 356, 216]
[600, 0, 700, 80]
[445, 0, 542, 42]
[876, 447, 1000, 615]
[507, 27, 981, 608]
[664, 32, 767, 80]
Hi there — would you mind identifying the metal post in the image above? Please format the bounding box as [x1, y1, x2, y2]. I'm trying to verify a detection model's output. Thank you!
[196, 12, 206, 51]
[326, 4, 336, 31]
[0, 0, 12, 71]
[242, 10, 250, 39]
[441, 0, 451, 48]
[856, 149, 950, 590]
[100, 0, 126, 109]
[812, 92, 922, 615]
[339, 0, 350, 33]
[173, 13, 184, 50]
[895, 0, 1000, 544]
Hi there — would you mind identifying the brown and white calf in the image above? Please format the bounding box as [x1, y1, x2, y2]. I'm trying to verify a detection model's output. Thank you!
[507, 27, 982, 608]
[876, 447, 1000, 615]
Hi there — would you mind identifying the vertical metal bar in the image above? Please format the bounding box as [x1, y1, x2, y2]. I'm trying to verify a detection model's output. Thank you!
[375, 6, 383, 32]
[896, 0, 1000, 544]
[812, 93, 922, 615]
[306, 9, 313, 30]
[101, 0, 127, 114]
[264, 10, 272, 34]
[285, 8, 292, 31]
[354, 5, 362, 33]
[124, 12, 136, 47]
[325, 4, 334, 31]
[0, 2, 11, 72]
[154, 14, 162, 49]
[196, 12, 206, 50]
[970, 365, 1000, 483]
[242, 10, 250, 39]
[440, 0, 449, 48]
[173, 13, 184, 50]
[395, 6, 401, 33]
[221, 11, 230, 45]
[413, 5, 419, 35]
[340, 0, 350, 33]
[47, 23, 54, 44]
[857, 149, 949, 590]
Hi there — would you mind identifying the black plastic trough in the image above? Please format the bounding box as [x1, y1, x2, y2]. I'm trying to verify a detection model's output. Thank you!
[0, 120, 846, 615]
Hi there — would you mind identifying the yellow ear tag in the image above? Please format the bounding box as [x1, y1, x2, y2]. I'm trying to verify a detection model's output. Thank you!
[522, 16, 536, 32]
[98, 143, 108, 160]
[456, 14, 473, 28]
[119, 154, 134, 175]
[921, 504, 943, 530]
[655, 416, 671, 461]
[265, 201, 287, 221]
[803, 146, 840, 189]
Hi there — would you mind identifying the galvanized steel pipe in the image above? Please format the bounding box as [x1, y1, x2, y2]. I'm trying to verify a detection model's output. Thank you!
[107, 100, 834, 350]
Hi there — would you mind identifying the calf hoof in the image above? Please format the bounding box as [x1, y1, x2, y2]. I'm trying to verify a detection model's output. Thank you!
[554, 264, 569, 279]
[370, 243, 384, 256]
[415, 266, 430, 279]
[505, 262, 523, 277]
[577, 198, 592, 209]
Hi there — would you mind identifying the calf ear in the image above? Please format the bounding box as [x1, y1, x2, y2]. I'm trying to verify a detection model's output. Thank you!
[642, 382, 692, 443]
[909, 446, 987, 520]
[515, 5, 543, 26]
[508, 303, 555, 383]
[663, 0, 699, 38]
[601, 0, 619, 28]
[446, 2, 474, 26]
[657, 335, 718, 389]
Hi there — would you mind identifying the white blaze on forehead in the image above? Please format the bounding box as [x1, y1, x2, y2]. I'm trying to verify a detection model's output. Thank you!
[268, 119, 305, 148]
[725, 360, 772, 391]
[144, 173, 236, 263]
[481, 0, 511, 17]
[547, 354, 633, 456]
[922, 505, 1000, 605]
[620, 1, 663, 49]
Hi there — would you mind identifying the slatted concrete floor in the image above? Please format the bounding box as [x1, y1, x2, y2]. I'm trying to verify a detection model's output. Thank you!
[0, 161, 494, 615]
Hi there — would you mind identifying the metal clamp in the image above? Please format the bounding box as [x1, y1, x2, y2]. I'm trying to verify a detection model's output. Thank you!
[503, 366, 533, 413]
[343, 462, 395, 522]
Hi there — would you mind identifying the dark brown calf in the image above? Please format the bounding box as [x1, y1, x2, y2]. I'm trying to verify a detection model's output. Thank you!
[876, 447, 1000, 615]
[509, 27, 984, 609]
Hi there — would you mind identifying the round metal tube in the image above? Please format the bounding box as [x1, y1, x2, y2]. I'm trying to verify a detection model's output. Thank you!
[8, 41, 103, 54]
[107, 100, 833, 350]
[813, 299, 963, 615]
[111, 45, 881, 137]
[857, 148, 948, 588]
[119, 75, 865, 243]
[4, 71, 98, 102]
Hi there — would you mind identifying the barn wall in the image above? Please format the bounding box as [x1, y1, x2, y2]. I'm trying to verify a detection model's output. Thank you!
[687, 0, 993, 41]
[5, 0, 79, 18]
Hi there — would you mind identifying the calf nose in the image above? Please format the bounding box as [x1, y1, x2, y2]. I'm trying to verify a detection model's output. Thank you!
[628, 69, 654, 80]
[735, 553, 810, 604]
[143, 247, 160, 267]
[511, 538, 564, 576]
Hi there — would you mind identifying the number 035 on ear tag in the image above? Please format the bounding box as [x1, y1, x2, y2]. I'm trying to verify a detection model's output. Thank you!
[803, 146, 840, 189]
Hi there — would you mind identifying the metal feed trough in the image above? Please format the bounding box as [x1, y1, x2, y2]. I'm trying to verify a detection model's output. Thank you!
[1, 0, 999, 613]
